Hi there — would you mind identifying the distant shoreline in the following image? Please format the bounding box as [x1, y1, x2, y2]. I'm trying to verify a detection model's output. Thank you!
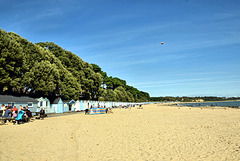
[151, 100, 240, 104]
[179, 100, 240, 104]
[155, 100, 240, 108]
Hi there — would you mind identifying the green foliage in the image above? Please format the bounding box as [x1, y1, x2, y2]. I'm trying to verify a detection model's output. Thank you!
[99, 88, 116, 101]
[0, 29, 150, 102]
[91, 63, 102, 73]
[36, 42, 102, 100]
[114, 86, 128, 102]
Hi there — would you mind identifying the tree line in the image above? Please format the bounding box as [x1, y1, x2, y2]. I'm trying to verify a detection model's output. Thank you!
[150, 96, 240, 102]
[0, 29, 150, 102]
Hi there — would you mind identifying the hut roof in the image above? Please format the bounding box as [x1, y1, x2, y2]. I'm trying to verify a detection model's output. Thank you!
[0, 95, 38, 103]
[52, 98, 61, 104]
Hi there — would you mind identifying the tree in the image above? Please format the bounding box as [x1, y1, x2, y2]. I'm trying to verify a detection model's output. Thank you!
[0, 29, 150, 102]
[0, 29, 29, 94]
[36, 42, 102, 100]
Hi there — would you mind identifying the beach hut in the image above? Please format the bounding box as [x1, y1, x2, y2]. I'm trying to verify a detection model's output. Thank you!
[75, 100, 80, 111]
[51, 98, 63, 113]
[106, 101, 110, 108]
[36, 97, 53, 113]
[109, 101, 113, 108]
[90, 101, 93, 108]
[89, 101, 96, 108]
[80, 100, 84, 111]
[69, 100, 76, 112]
[99, 101, 104, 107]
[0, 95, 38, 112]
[83, 100, 88, 110]
[63, 100, 76, 112]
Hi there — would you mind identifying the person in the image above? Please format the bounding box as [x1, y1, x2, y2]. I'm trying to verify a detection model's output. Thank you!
[3, 106, 12, 117]
[21, 107, 29, 122]
[1, 104, 5, 110]
[36, 106, 40, 112]
[8, 103, 13, 110]
[84, 108, 89, 114]
[2, 105, 7, 116]
[22, 107, 27, 116]
[15, 107, 24, 124]
[108, 108, 113, 114]
[40, 108, 47, 117]
[12, 110, 18, 118]
[26, 106, 32, 118]
[105, 107, 109, 113]
[35, 106, 40, 116]
[2, 106, 12, 123]
[12, 106, 18, 113]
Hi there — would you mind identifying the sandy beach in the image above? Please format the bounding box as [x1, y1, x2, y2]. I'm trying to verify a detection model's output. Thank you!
[1, 104, 240, 161]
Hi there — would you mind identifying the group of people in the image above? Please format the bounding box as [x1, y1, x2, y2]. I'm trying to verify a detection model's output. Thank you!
[1, 104, 45, 124]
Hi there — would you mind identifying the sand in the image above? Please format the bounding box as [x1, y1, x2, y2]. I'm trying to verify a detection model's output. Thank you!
[1, 104, 240, 161]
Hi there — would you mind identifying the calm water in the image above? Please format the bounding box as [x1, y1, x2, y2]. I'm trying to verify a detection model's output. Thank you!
[181, 101, 240, 108]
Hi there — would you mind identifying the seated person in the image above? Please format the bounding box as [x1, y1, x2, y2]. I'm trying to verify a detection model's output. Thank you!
[40, 108, 47, 117]
[1, 104, 5, 110]
[7, 103, 13, 110]
[105, 107, 109, 113]
[26, 106, 32, 118]
[3, 106, 12, 117]
[22, 107, 27, 115]
[12, 110, 18, 118]
[22, 107, 30, 122]
[15, 107, 25, 124]
[108, 108, 113, 114]
[12, 106, 18, 113]
[84, 109, 89, 114]
[2, 106, 12, 123]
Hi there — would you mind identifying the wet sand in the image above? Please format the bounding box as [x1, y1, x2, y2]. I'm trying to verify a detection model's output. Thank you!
[1, 104, 240, 161]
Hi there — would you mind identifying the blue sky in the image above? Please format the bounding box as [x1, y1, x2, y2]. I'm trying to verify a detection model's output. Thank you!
[1, 0, 240, 97]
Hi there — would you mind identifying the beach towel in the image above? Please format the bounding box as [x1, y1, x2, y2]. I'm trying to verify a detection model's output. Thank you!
[15, 110, 24, 121]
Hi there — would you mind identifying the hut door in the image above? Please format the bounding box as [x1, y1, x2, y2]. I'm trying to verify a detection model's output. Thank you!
[69, 104, 72, 111]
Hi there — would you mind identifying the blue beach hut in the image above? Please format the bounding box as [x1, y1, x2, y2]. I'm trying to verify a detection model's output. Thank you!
[69, 100, 76, 112]
[80, 100, 84, 111]
[51, 98, 63, 113]
[63, 100, 76, 112]
[83, 100, 88, 110]
[75, 100, 80, 111]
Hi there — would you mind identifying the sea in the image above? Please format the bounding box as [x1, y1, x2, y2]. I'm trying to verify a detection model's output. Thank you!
[180, 101, 240, 108]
